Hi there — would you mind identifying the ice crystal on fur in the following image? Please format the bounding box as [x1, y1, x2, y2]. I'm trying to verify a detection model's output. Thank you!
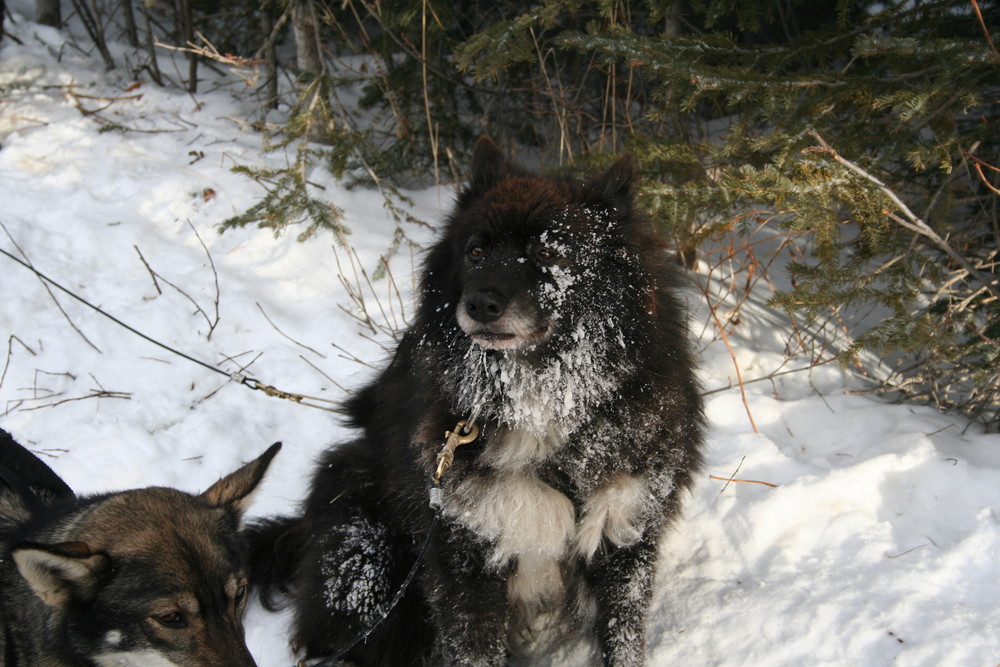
[440, 229, 638, 435]
[445, 314, 632, 437]
[319, 515, 392, 626]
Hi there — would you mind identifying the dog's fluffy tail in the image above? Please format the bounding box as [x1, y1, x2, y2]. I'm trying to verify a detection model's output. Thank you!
[244, 514, 308, 611]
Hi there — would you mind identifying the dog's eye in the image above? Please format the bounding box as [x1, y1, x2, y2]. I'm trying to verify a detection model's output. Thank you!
[235, 584, 247, 603]
[536, 246, 559, 263]
[468, 246, 485, 262]
[152, 612, 187, 629]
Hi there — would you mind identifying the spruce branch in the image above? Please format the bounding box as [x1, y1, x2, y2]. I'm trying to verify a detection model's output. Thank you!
[806, 131, 1000, 303]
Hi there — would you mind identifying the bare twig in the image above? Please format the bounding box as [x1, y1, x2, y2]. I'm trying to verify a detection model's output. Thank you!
[971, 0, 1000, 59]
[700, 357, 846, 397]
[186, 221, 221, 340]
[299, 355, 348, 393]
[1, 336, 37, 392]
[154, 32, 263, 87]
[964, 149, 1000, 195]
[134, 227, 220, 339]
[256, 302, 326, 358]
[134, 245, 162, 295]
[697, 279, 759, 434]
[331, 239, 409, 346]
[330, 341, 376, 369]
[709, 474, 778, 488]
[1, 224, 102, 352]
[885, 543, 930, 559]
[715, 457, 746, 495]
[20, 389, 131, 411]
[807, 131, 1000, 302]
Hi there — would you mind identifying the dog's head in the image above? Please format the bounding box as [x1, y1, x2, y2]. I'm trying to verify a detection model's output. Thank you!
[419, 139, 673, 432]
[425, 137, 647, 355]
[10, 442, 280, 667]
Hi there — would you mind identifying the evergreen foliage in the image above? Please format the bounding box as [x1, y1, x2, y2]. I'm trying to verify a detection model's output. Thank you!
[69, 0, 999, 428]
[454, 0, 1000, 429]
[219, 144, 347, 243]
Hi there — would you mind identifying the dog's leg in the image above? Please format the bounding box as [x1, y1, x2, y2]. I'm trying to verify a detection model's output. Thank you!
[586, 535, 659, 666]
[422, 524, 512, 666]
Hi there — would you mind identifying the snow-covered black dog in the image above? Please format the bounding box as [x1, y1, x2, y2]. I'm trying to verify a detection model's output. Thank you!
[248, 138, 705, 665]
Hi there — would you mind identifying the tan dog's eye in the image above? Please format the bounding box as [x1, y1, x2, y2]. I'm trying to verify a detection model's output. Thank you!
[152, 612, 186, 629]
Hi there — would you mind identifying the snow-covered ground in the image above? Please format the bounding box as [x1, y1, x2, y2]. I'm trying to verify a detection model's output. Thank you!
[2, 7, 999, 666]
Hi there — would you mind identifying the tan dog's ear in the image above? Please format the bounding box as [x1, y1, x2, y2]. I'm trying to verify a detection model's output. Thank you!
[13, 541, 108, 607]
[200, 442, 281, 515]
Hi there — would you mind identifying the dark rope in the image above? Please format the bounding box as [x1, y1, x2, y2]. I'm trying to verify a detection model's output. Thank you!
[0, 246, 340, 410]
[0, 246, 240, 381]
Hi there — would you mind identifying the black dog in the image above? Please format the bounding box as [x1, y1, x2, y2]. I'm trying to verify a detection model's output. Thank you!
[249, 138, 705, 665]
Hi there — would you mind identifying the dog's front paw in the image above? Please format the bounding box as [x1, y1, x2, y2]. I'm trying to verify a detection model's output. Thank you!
[575, 473, 650, 560]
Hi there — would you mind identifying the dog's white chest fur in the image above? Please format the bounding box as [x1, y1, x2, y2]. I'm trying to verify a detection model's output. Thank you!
[443, 428, 650, 609]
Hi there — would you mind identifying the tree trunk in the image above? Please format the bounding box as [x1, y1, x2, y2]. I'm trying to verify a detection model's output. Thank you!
[259, 2, 279, 110]
[290, 0, 330, 142]
[174, 0, 197, 92]
[120, 0, 138, 47]
[291, 0, 322, 78]
[36, 0, 61, 27]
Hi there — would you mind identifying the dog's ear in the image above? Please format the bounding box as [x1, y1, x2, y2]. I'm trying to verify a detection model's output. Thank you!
[12, 541, 109, 607]
[469, 136, 514, 193]
[585, 155, 634, 207]
[200, 442, 281, 516]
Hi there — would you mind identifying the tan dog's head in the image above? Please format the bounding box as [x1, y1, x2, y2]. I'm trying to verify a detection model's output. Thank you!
[12, 442, 280, 667]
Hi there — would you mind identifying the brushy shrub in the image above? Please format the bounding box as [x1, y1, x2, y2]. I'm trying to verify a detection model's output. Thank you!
[89, 0, 999, 428]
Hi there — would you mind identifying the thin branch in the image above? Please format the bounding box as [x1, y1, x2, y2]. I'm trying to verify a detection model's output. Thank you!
[700, 356, 846, 397]
[154, 32, 263, 87]
[1, 335, 36, 392]
[697, 279, 759, 434]
[1, 224, 102, 352]
[20, 389, 131, 411]
[807, 131, 1000, 303]
[715, 457, 745, 495]
[186, 221, 221, 340]
[134, 245, 162, 295]
[971, 0, 1000, 58]
[256, 302, 326, 358]
[709, 474, 778, 488]
[299, 355, 348, 393]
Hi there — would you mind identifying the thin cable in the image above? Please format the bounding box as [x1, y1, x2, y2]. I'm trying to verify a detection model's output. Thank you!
[1, 246, 237, 382]
[1, 246, 342, 412]
[309, 511, 441, 667]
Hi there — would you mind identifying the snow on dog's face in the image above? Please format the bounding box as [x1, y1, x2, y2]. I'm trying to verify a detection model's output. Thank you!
[451, 142, 638, 354]
[420, 138, 657, 435]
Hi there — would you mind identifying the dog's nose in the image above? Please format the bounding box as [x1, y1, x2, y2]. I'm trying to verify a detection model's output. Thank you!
[465, 290, 507, 323]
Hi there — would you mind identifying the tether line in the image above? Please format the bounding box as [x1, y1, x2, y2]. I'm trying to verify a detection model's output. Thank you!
[1, 246, 339, 412]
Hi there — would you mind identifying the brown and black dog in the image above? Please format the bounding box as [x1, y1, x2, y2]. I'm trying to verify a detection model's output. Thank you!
[0, 428, 279, 666]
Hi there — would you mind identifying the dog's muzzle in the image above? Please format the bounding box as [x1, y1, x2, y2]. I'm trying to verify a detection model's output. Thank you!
[456, 295, 552, 351]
